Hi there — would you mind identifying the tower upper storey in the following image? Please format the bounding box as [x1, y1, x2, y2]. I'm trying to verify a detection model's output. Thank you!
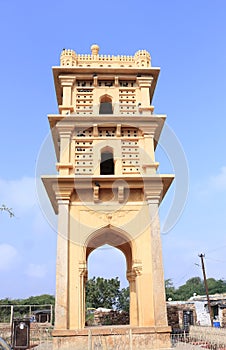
[52, 44, 160, 116]
[43, 45, 174, 211]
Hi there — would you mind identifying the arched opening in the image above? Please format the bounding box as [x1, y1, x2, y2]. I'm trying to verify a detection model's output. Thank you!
[87, 245, 129, 322]
[85, 227, 133, 326]
[86, 227, 132, 271]
[99, 95, 113, 114]
[88, 244, 128, 287]
[100, 147, 114, 175]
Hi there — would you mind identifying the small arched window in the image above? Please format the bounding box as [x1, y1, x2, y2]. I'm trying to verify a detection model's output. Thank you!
[99, 95, 113, 114]
[100, 148, 114, 175]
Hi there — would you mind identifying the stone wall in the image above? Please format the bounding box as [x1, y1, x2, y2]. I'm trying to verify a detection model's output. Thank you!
[52, 327, 172, 350]
[220, 308, 226, 327]
[167, 303, 196, 330]
[167, 305, 180, 330]
[93, 310, 129, 326]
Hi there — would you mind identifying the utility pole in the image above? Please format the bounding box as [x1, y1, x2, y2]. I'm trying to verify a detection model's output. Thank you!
[199, 253, 213, 326]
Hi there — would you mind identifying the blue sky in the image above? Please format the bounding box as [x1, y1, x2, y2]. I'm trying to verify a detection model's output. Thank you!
[0, 0, 226, 299]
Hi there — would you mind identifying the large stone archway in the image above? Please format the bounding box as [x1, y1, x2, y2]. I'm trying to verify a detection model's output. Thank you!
[85, 226, 134, 323]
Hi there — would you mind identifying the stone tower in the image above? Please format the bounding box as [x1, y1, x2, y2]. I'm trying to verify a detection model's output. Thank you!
[42, 44, 174, 349]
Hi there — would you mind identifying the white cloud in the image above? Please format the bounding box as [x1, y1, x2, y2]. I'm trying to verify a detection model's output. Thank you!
[210, 166, 226, 191]
[0, 177, 36, 215]
[25, 263, 48, 278]
[0, 244, 19, 271]
[32, 208, 57, 237]
[197, 166, 226, 197]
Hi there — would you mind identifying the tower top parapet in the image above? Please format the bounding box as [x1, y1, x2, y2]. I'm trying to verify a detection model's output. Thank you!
[60, 44, 152, 68]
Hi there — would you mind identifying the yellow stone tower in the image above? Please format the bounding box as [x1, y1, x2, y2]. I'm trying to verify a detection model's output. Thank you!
[42, 44, 174, 349]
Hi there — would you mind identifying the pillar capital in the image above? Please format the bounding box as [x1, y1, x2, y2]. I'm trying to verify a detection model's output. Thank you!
[127, 261, 143, 281]
[79, 261, 88, 278]
[142, 124, 158, 136]
[127, 270, 136, 282]
[53, 184, 73, 202]
[145, 195, 161, 207]
[59, 74, 76, 87]
[144, 179, 163, 205]
[145, 191, 161, 222]
[132, 260, 142, 276]
[136, 76, 153, 88]
[58, 125, 74, 138]
[146, 196, 161, 205]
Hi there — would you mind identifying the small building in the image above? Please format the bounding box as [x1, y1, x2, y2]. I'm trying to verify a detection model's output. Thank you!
[167, 293, 226, 329]
[33, 309, 51, 323]
[191, 293, 226, 327]
[167, 301, 196, 331]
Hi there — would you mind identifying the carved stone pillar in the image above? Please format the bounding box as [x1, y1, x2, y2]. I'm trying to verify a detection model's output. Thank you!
[127, 269, 138, 326]
[142, 132, 159, 174]
[57, 126, 73, 175]
[114, 157, 122, 175]
[54, 187, 73, 330]
[143, 132, 155, 161]
[58, 75, 75, 114]
[132, 260, 143, 326]
[137, 77, 154, 112]
[79, 261, 88, 329]
[146, 195, 168, 327]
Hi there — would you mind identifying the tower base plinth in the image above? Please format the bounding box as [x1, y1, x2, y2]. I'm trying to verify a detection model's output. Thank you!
[52, 326, 172, 350]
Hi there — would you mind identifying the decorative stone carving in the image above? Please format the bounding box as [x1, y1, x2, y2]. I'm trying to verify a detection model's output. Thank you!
[93, 185, 100, 203]
[79, 261, 88, 279]
[118, 186, 124, 203]
[132, 260, 143, 276]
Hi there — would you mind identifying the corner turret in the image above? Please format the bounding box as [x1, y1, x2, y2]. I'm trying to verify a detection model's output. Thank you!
[134, 50, 151, 67]
[60, 49, 77, 66]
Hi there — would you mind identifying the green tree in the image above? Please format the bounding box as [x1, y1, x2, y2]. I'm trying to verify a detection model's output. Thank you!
[166, 277, 226, 301]
[174, 277, 205, 300]
[165, 279, 176, 300]
[86, 277, 121, 309]
[22, 294, 55, 306]
[117, 287, 129, 312]
[0, 295, 55, 322]
[207, 278, 226, 294]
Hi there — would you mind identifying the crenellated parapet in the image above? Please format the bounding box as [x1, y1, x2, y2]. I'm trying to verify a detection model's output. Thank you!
[60, 44, 151, 68]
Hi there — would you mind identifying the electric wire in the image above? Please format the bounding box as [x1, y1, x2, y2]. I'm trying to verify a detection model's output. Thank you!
[173, 263, 200, 287]
[205, 256, 226, 263]
[206, 244, 226, 255]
